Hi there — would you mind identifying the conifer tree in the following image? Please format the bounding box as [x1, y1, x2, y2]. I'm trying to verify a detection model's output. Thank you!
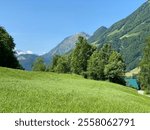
[139, 37, 150, 94]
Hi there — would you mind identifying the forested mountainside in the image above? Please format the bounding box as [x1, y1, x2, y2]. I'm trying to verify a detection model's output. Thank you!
[89, 1, 150, 70]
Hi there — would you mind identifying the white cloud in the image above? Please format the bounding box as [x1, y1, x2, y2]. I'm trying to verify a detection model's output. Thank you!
[15, 49, 33, 55]
[17, 56, 26, 60]
[26, 50, 33, 54]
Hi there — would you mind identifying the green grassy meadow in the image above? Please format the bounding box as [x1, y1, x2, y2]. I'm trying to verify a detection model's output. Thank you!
[0, 67, 150, 113]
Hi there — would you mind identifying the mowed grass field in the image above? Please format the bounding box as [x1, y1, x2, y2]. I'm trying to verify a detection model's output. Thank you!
[0, 67, 150, 113]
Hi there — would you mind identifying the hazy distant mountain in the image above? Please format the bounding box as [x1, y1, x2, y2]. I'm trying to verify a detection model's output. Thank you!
[17, 54, 38, 70]
[16, 50, 38, 70]
[17, 32, 89, 70]
[89, 1, 150, 70]
[42, 32, 90, 63]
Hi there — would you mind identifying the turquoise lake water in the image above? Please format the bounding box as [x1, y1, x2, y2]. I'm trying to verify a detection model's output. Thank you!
[125, 78, 140, 90]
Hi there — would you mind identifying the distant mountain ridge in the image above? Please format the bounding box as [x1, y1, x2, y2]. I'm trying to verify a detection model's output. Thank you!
[89, 1, 150, 70]
[88, 26, 107, 43]
[17, 54, 38, 70]
[18, 1, 150, 71]
[17, 32, 89, 70]
[42, 32, 90, 64]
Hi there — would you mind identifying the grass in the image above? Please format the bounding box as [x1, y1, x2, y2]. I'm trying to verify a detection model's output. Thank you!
[120, 32, 140, 39]
[108, 29, 120, 36]
[0, 67, 150, 113]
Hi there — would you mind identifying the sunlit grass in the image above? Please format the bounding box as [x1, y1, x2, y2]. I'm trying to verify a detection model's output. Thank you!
[0, 67, 150, 113]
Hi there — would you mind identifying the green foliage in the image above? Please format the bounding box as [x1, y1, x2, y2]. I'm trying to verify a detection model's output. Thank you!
[139, 37, 150, 94]
[87, 50, 105, 80]
[104, 51, 126, 85]
[71, 36, 94, 74]
[101, 44, 113, 64]
[87, 44, 125, 85]
[0, 26, 22, 69]
[0, 67, 150, 112]
[50, 42, 125, 85]
[49, 55, 71, 73]
[50, 55, 61, 72]
[54, 55, 71, 73]
[32, 57, 46, 71]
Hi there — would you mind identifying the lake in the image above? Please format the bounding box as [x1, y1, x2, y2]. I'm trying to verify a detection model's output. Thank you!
[125, 78, 140, 90]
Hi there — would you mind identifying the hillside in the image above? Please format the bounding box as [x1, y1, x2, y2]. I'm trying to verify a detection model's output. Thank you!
[0, 67, 150, 113]
[42, 32, 90, 64]
[89, 1, 150, 70]
[88, 26, 107, 43]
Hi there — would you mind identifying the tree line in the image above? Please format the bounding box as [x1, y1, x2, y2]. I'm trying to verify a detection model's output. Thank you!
[32, 36, 126, 85]
[32, 36, 150, 94]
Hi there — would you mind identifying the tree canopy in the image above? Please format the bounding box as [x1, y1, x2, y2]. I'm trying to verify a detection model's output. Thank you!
[0, 26, 22, 69]
[32, 57, 46, 71]
[104, 51, 126, 85]
[50, 55, 71, 73]
[87, 50, 105, 80]
[50, 36, 126, 85]
[71, 36, 94, 74]
[87, 44, 125, 85]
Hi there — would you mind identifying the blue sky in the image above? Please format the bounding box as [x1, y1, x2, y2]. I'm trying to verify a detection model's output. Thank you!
[0, 0, 147, 55]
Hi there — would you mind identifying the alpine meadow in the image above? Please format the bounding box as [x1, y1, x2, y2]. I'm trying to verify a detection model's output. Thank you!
[0, 67, 150, 113]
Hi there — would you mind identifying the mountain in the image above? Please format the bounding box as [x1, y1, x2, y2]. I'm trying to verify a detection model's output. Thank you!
[17, 1, 150, 71]
[89, 1, 150, 71]
[16, 50, 38, 70]
[88, 26, 107, 43]
[17, 54, 38, 70]
[42, 32, 90, 63]
[17, 32, 89, 70]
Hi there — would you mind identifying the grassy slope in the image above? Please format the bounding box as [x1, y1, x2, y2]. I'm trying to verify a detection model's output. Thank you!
[0, 67, 150, 113]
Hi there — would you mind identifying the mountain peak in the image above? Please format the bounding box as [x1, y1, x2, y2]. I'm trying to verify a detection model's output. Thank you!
[42, 32, 90, 63]
[88, 26, 107, 43]
[89, 1, 150, 70]
[76, 32, 90, 37]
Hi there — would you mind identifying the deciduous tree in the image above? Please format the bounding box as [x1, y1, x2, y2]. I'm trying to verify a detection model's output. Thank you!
[32, 57, 46, 71]
[71, 36, 94, 74]
[0, 26, 22, 69]
[139, 37, 150, 94]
